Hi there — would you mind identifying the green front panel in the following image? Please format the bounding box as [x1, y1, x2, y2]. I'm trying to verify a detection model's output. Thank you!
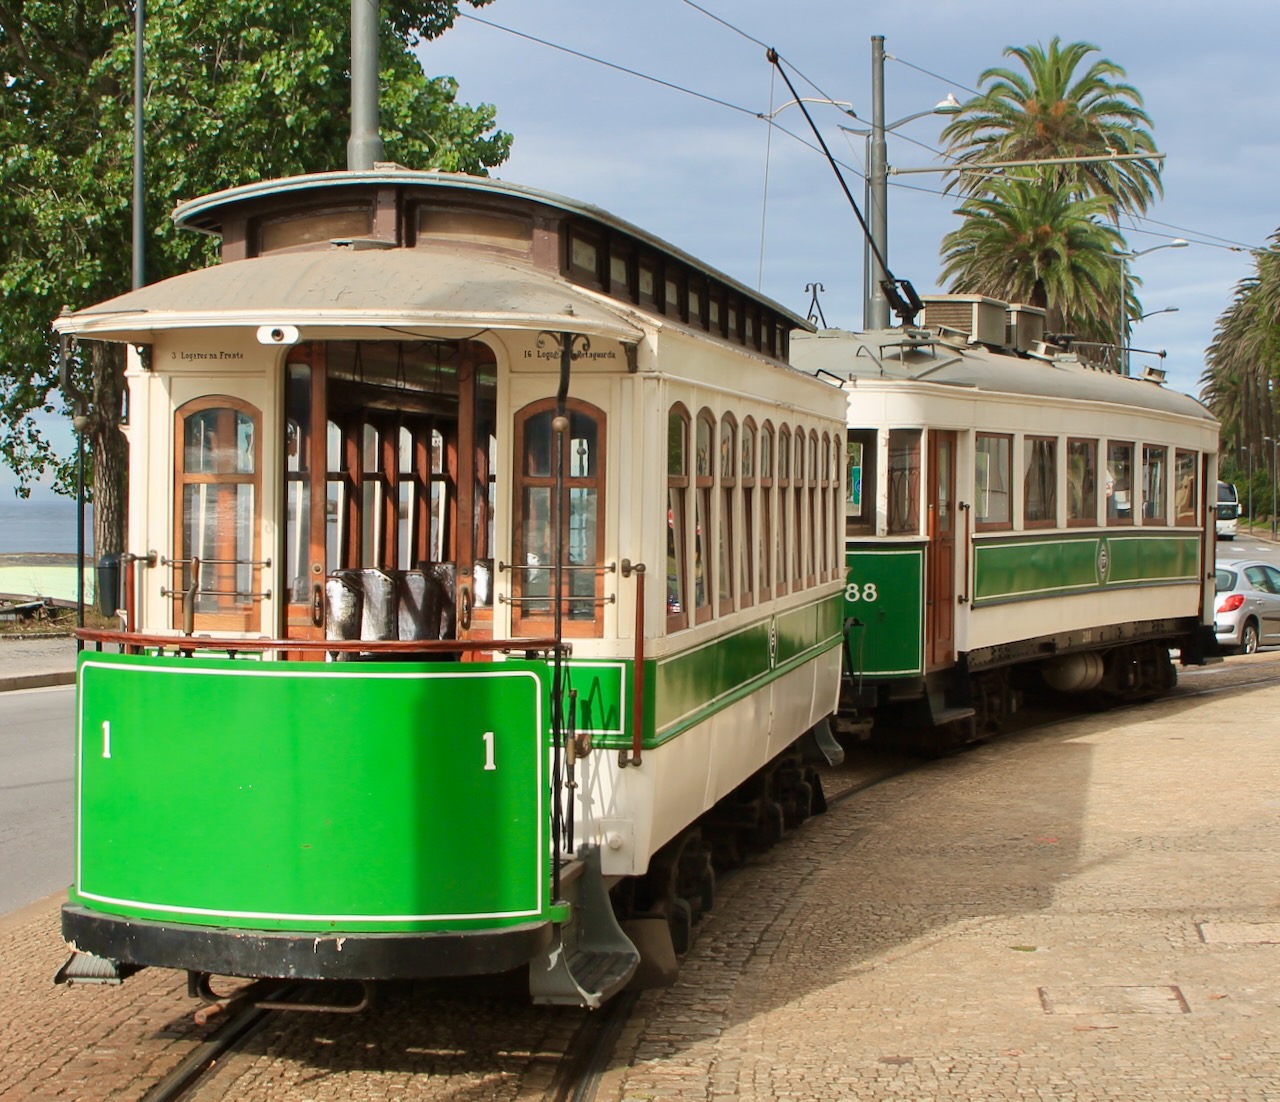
[845, 545, 924, 677]
[73, 653, 548, 932]
[973, 532, 1201, 605]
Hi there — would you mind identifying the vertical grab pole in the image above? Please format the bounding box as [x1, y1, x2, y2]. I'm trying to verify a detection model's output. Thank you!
[621, 560, 646, 767]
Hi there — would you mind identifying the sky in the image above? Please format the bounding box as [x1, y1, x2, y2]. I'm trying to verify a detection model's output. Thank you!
[419, 0, 1275, 399]
[9, 0, 1275, 499]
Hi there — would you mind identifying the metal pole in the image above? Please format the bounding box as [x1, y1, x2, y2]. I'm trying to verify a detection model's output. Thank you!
[132, 0, 145, 290]
[1273, 442, 1277, 538]
[862, 132, 872, 328]
[347, 0, 386, 170]
[1247, 448, 1253, 533]
[867, 35, 889, 331]
[1118, 256, 1127, 375]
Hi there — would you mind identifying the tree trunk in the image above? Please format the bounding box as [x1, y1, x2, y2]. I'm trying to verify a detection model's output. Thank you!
[90, 342, 128, 557]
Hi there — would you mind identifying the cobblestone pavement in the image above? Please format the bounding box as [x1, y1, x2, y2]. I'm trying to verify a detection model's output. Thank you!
[3, 658, 1279, 1100]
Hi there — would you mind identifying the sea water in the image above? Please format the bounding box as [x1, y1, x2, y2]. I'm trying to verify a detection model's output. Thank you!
[0, 499, 94, 556]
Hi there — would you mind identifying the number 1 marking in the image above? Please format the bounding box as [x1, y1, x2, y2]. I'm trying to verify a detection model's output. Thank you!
[102, 721, 111, 759]
[482, 730, 496, 771]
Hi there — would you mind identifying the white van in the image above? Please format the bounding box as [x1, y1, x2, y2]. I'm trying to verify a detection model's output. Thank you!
[1216, 481, 1241, 540]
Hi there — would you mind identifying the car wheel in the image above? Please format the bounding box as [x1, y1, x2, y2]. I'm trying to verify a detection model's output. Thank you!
[1242, 620, 1260, 655]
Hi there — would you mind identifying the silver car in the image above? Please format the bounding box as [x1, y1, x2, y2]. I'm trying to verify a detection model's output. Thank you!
[1214, 559, 1280, 654]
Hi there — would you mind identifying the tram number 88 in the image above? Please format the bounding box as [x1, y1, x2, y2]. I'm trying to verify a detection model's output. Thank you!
[844, 582, 878, 603]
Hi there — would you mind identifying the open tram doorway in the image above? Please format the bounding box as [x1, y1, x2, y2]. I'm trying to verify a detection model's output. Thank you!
[282, 339, 497, 653]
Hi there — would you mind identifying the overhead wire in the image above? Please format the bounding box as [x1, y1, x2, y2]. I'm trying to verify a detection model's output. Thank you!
[453, 12, 1271, 263]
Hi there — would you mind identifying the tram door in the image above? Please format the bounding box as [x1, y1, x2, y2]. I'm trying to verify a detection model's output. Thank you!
[926, 431, 956, 669]
[282, 341, 496, 652]
[283, 349, 329, 643]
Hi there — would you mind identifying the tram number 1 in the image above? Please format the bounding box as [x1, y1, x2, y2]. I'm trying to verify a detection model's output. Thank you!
[482, 730, 497, 771]
[844, 582, 879, 603]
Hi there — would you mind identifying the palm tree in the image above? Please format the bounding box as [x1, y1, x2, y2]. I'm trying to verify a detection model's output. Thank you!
[1201, 234, 1280, 468]
[940, 37, 1162, 220]
[940, 179, 1125, 355]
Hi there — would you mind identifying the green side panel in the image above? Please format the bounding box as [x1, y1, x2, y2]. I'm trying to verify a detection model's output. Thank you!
[974, 537, 1100, 603]
[845, 545, 924, 678]
[973, 532, 1202, 606]
[567, 660, 626, 737]
[1104, 535, 1201, 584]
[72, 653, 548, 932]
[652, 592, 843, 742]
[654, 620, 773, 735]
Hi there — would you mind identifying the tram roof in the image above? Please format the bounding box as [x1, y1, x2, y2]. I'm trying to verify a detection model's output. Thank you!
[170, 169, 810, 329]
[53, 245, 646, 344]
[791, 328, 1215, 423]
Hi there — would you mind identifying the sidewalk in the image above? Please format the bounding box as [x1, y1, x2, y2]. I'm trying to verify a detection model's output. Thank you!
[0, 635, 78, 692]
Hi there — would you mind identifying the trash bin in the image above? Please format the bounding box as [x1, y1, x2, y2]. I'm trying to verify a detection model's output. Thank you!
[96, 553, 121, 618]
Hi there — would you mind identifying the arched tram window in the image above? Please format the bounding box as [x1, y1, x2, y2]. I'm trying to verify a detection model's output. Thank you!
[173, 397, 262, 632]
[512, 398, 607, 638]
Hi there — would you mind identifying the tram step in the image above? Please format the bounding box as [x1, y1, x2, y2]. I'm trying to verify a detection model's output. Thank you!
[54, 951, 136, 985]
[929, 704, 976, 726]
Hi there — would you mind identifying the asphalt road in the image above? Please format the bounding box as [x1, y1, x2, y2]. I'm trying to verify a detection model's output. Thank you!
[0, 685, 74, 913]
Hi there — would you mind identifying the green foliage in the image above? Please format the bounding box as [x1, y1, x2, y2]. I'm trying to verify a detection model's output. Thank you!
[937, 38, 1164, 355]
[940, 180, 1126, 351]
[0, 0, 511, 511]
[940, 37, 1162, 220]
[1201, 233, 1280, 463]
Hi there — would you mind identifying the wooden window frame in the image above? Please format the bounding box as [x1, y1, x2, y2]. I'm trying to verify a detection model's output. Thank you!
[759, 421, 775, 602]
[1143, 444, 1169, 525]
[740, 417, 757, 609]
[973, 432, 1012, 533]
[776, 425, 791, 596]
[1023, 435, 1058, 530]
[718, 414, 737, 616]
[694, 408, 715, 624]
[173, 395, 263, 633]
[511, 397, 608, 639]
[1106, 440, 1136, 527]
[667, 403, 691, 632]
[1066, 437, 1099, 528]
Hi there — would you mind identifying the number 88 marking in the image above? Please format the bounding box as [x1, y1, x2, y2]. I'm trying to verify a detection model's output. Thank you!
[844, 582, 878, 603]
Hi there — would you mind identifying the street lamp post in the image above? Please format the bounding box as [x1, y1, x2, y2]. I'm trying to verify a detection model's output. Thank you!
[842, 36, 958, 329]
[1266, 436, 1278, 538]
[1242, 445, 1252, 534]
[1115, 241, 1187, 374]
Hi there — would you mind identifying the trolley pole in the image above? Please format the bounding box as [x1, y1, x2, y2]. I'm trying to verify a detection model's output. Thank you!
[867, 35, 890, 331]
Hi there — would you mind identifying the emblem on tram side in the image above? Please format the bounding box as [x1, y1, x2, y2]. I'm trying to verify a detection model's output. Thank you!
[1096, 539, 1110, 584]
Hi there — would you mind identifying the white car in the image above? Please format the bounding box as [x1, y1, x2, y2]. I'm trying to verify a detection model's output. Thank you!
[1214, 559, 1280, 654]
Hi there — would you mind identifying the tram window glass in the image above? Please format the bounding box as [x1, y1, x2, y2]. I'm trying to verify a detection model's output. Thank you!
[360, 422, 381, 565]
[695, 410, 714, 622]
[415, 208, 532, 255]
[326, 420, 343, 567]
[759, 423, 774, 601]
[806, 431, 819, 584]
[285, 363, 311, 604]
[430, 428, 447, 562]
[1143, 445, 1168, 523]
[1024, 436, 1057, 527]
[974, 433, 1011, 530]
[888, 429, 922, 535]
[793, 428, 805, 586]
[513, 399, 606, 636]
[719, 415, 736, 615]
[1106, 442, 1135, 524]
[175, 397, 261, 632]
[846, 430, 877, 535]
[820, 433, 831, 579]
[1175, 449, 1199, 526]
[638, 261, 657, 308]
[741, 418, 756, 607]
[777, 427, 791, 594]
[667, 405, 690, 631]
[1067, 438, 1098, 526]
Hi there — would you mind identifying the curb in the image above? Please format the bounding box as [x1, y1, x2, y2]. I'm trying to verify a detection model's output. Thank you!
[0, 671, 76, 693]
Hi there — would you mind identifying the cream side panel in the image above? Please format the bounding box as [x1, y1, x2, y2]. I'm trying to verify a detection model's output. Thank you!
[145, 331, 279, 636]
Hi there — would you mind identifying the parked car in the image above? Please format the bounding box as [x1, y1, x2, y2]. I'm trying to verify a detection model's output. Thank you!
[1214, 559, 1280, 654]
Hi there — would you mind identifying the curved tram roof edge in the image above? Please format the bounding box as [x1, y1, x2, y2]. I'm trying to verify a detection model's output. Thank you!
[53, 246, 647, 344]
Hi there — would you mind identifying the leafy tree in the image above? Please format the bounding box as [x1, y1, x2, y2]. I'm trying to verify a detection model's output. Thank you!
[1201, 235, 1280, 476]
[939, 37, 1162, 220]
[936, 38, 1163, 358]
[1, 0, 510, 555]
[939, 179, 1125, 356]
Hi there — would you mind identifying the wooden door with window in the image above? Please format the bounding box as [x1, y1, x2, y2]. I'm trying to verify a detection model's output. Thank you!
[283, 348, 329, 644]
[927, 431, 956, 669]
